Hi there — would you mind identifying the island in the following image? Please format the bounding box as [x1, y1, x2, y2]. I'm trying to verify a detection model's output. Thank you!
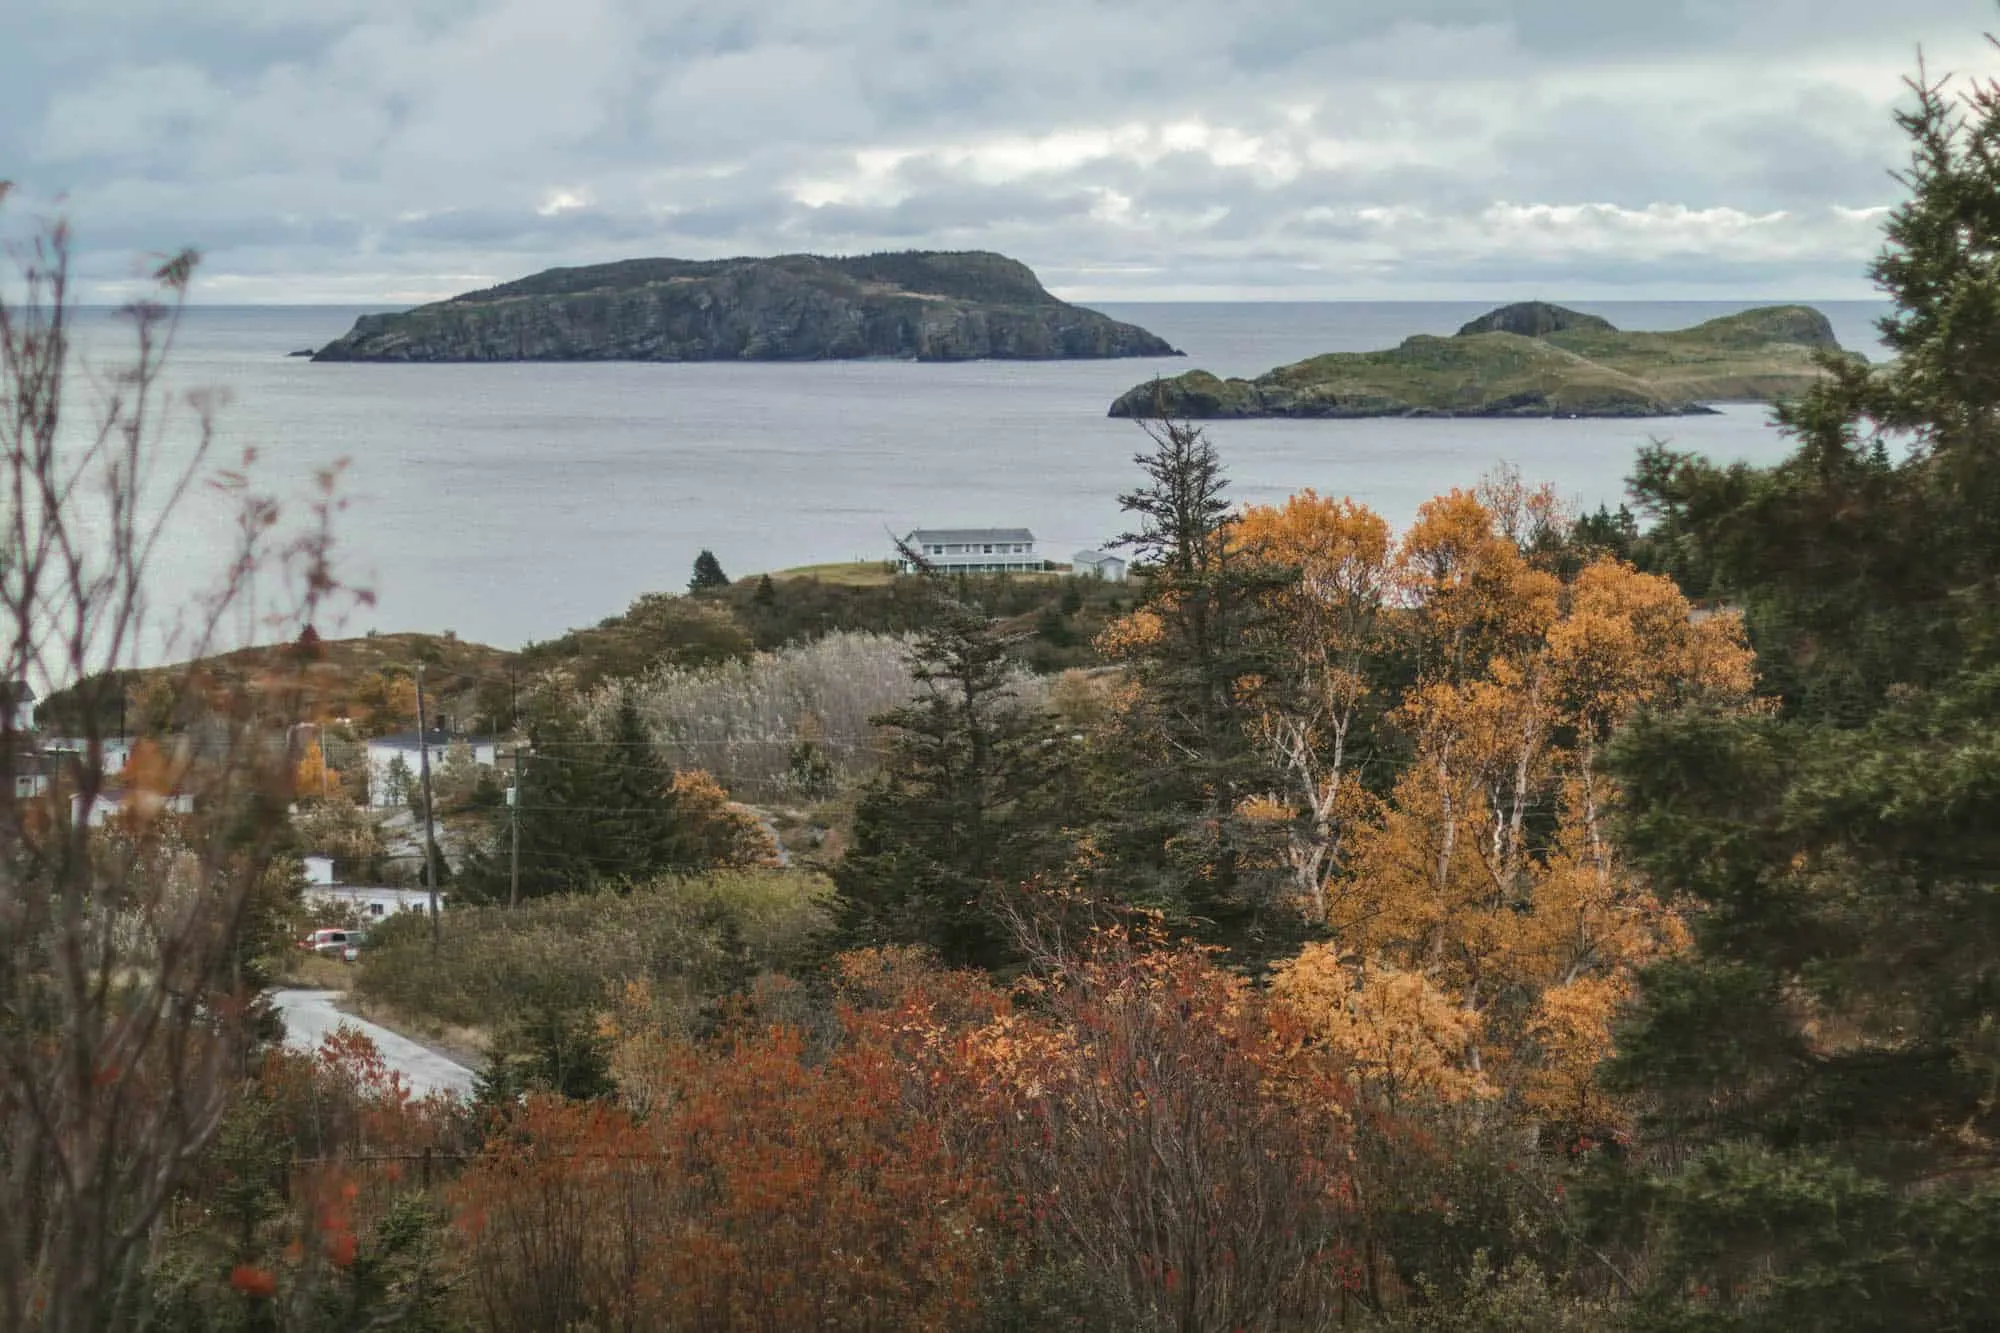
[1106, 301, 1848, 419]
[311, 251, 1182, 362]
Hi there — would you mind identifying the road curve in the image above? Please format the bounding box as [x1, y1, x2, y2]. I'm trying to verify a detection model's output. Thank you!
[269, 989, 476, 1100]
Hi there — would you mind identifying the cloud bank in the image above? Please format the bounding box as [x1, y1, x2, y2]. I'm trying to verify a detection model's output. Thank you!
[4, 0, 1992, 301]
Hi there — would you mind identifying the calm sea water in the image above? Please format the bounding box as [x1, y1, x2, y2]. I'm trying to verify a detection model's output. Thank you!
[86, 300, 1888, 657]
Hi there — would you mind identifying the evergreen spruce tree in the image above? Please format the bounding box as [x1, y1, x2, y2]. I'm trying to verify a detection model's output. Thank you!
[589, 687, 696, 877]
[1092, 415, 1291, 950]
[1601, 60, 2000, 1331]
[831, 576, 1068, 971]
[458, 692, 691, 900]
[689, 549, 729, 592]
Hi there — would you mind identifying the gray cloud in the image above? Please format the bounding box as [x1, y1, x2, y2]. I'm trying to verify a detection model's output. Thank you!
[5, 0, 1995, 301]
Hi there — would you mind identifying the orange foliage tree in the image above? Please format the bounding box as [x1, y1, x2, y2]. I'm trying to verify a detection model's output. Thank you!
[667, 769, 781, 868]
[454, 949, 1005, 1333]
[1328, 488, 1755, 1129]
[1232, 491, 1396, 918]
[966, 929, 1366, 1330]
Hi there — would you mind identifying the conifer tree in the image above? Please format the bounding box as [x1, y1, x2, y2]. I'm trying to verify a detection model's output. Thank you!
[459, 692, 692, 900]
[831, 572, 1067, 970]
[1091, 417, 1291, 949]
[1603, 57, 2000, 1331]
[689, 549, 729, 592]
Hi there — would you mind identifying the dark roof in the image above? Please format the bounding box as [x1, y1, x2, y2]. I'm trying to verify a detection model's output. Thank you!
[1073, 549, 1124, 564]
[0, 681, 36, 705]
[368, 728, 483, 750]
[907, 528, 1035, 545]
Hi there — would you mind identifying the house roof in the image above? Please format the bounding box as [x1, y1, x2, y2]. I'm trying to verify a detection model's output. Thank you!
[1, 680, 36, 706]
[1073, 549, 1124, 565]
[907, 528, 1035, 545]
[367, 728, 486, 750]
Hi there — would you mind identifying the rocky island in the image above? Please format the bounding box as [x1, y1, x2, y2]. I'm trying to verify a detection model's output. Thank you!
[312, 251, 1181, 362]
[1107, 301, 1847, 419]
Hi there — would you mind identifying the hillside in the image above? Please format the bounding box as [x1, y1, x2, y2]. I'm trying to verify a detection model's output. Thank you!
[1107, 302, 1849, 419]
[311, 250, 1182, 362]
[37, 632, 521, 738]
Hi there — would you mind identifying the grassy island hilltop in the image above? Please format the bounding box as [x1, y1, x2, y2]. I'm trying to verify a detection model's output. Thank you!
[1108, 300, 1850, 419]
[312, 250, 1182, 362]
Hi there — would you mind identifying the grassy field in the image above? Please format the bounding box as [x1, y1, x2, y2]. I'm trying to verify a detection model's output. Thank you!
[771, 560, 902, 586]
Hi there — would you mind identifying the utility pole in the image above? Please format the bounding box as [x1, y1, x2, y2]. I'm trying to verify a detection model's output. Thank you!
[414, 664, 441, 951]
[508, 745, 524, 909]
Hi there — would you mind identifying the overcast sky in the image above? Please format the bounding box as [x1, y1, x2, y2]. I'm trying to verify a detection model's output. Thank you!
[5, 0, 1996, 303]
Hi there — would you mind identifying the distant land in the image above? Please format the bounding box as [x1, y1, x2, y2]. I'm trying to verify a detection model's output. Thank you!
[1107, 301, 1849, 419]
[311, 251, 1182, 363]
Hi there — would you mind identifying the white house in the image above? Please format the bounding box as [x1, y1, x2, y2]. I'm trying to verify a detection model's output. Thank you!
[303, 853, 338, 886]
[1072, 549, 1128, 582]
[41, 736, 135, 777]
[898, 528, 1041, 574]
[365, 728, 499, 808]
[304, 884, 442, 921]
[72, 783, 195, 827]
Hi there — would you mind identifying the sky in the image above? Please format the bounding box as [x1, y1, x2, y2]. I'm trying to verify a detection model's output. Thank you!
[4, 0, 1997, 304]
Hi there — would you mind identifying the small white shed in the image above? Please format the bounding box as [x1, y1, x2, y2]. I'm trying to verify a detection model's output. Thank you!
[1072, 549, 1128, 582]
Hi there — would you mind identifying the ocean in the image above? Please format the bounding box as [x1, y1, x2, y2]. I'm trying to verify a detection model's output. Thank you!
[84, 300, 1889, 657]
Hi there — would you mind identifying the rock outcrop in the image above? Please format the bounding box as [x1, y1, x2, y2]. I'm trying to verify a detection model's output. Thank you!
[1108, 303, 1847, 420]
[313, 251, 1182, 363]
[1456, 301, 1616, 338]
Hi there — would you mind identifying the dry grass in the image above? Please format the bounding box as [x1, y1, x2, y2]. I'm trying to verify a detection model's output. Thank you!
[338, 993, 491, 1070]
[770, 561, 901, 587]
[273, 952, 355, 990]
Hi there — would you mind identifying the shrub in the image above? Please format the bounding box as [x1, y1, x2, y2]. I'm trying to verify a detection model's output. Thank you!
[353, 871, 831, 1035]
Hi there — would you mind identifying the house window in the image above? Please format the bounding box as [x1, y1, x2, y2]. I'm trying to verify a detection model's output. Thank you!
[369, 903, 385, 917]
[983, 544, 993, 554]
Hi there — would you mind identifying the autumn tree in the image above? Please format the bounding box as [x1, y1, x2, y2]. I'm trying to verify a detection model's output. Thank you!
[1326, 489, 1754, 1133]
[293, 735, 339, 803]
[0, 195, 353, 1332]
[1231, 491, 1396, 918]
[970, 929, 1364, 1330]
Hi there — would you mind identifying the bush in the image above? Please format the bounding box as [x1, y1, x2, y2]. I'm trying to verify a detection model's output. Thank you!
[353, 871, 832, 1036]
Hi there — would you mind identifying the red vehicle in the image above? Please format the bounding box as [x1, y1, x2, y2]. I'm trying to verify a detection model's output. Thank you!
[300, 928, 366, 959]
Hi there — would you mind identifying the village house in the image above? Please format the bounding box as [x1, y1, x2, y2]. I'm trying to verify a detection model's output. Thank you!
[41, 735, 136, 776]
[1072, 549, 1128, 581]
[305, 883, 441, 921]
[300, 850, 441, 919]
[73, 782, 195, 827]
[897, 528, 1042, 574]
[364, 727, 499, 808]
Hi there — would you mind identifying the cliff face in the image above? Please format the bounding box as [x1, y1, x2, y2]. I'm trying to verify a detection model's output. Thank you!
[1109, 304, 1846, 420]
[313, 252, 1181, 363]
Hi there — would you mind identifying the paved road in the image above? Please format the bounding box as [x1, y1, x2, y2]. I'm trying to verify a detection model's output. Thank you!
[270, 989, 476, 1100]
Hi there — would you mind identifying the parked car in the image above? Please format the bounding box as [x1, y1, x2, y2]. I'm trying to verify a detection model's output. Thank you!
[301, 927, 366, 959]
